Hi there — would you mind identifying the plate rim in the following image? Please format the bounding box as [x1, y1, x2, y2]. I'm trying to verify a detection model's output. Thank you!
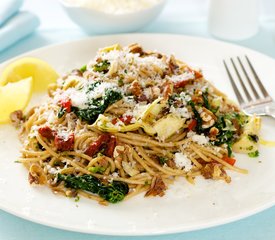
[1, 33, 275, 236]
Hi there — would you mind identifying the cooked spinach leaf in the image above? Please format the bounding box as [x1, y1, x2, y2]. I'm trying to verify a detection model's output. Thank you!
[72, 86, 122, 124]
[57, 107, 66, 118]
[202, 90, 210, 109]
[188, 100, 203, 134]
[58, 174, 129, 203]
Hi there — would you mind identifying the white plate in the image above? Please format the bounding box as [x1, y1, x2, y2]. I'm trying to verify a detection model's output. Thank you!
[0, 34, 275, 236]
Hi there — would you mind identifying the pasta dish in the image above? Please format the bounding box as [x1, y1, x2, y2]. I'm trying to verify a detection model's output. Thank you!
[12, 44, 261, 205]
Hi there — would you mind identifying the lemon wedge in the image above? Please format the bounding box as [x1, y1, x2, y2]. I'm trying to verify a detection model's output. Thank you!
[0, 77, 33, 124]
[0, 57, 59, 92]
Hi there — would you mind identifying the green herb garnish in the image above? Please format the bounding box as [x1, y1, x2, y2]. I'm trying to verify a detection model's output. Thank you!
[88, 166, 106, 174]
[158, 156, 168, 165]
[80, 65, 87, 73]
[248, 150, 259, 158]
[118, 78, 124, 87]
[74, 196, 80, 202]
[248, 134, 259, 143]
[93, 60, 110, 73]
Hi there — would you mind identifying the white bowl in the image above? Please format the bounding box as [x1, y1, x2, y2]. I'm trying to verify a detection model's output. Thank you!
[59, 0, 166, 34]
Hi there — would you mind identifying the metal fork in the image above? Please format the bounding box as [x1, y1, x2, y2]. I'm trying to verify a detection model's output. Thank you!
[223, 56, 275, 118]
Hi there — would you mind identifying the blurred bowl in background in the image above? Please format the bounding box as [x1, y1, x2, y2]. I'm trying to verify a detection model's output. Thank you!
[59, 0, 166, 34]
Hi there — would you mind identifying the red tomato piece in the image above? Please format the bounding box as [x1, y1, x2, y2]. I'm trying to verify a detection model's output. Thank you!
[119, 115, 133, 125]
[186, 66, 203, 79]
[104, 135, 116, 157]
[38, 126, 56, 139]
[111, 118, 118, 125]
[85, 134, 110, 157]
[60, 98, 72, 113]
[222, 156, 236, 166]
[54, 133, 74, 151]
[188, 119, 197, 131]
[174, 79, 191, 89]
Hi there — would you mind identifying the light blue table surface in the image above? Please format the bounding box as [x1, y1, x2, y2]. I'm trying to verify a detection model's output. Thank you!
[1, 1, 275, 239]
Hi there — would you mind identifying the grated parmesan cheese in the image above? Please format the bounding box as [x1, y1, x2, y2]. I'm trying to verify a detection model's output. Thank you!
[174, 152, 193, 171]
[187, 131, 210, 145]
[168, 72, 195, 83]
[169, 105, 191, 119]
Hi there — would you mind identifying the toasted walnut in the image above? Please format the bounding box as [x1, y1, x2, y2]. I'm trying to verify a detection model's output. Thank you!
[168, 55, 179, 74]
[201, 163, 231, 183]
[129, 80, 142, 96]
[200, 107, 217, 129]
[209, 127, 219, 140]
[166, 159, 176, 168]
[10, 110, 24, 128]
[151, 86, 161, 99]
[29, 164, 47, 185]
[65, 189, 78, 198]
[128, 43, 144, 55]
[71, 69, 83, 77]
[191, 95, 204, 104]
[144, 51, 163, 59]
[145, 175, 166, 197]
[191, 89, 204, 103]
[113, 145, 125, 159]
[162, 81, 173, 100]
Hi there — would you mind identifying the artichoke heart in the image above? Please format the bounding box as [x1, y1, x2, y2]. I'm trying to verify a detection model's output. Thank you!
[93, 114, 141, 133]
[99, 44, 122, 53]
[141, 97, 166, 122]
[232, 115, 261, 154]
[153, 114, 185, 140]
[141, 122, 157, 136]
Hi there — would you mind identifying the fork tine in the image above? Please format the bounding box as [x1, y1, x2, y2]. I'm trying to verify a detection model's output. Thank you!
[237, 57, 260, 99]
[223, 60, 245, 105]
[230, 58, 252, 102]
[245, 55, 270, 98]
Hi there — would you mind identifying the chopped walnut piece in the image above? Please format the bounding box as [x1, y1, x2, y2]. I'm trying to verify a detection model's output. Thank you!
[145, 175, 166, 197]
[166, 159, 176, 168]
[113, 145, 125, 159]
[162, 81, 173, 100]
[10, 110, 24, 128]
[28, 164, 47, 185]
[200, 107, 217, 129]
[191, 95, 204, 104]
[28, 172, 39, 185]
[168, 55, 179, 74]
[209, 127, 219, 140]
[129, 80, 142, 96]
[200, 163, 231, 183]
[128, 43, 144, 55]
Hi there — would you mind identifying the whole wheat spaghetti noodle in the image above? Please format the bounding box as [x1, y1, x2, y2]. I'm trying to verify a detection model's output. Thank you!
[12, 43, 261, 205]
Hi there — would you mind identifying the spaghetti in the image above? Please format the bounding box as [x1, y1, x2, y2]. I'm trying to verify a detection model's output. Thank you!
[13, 43, 261, 205]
